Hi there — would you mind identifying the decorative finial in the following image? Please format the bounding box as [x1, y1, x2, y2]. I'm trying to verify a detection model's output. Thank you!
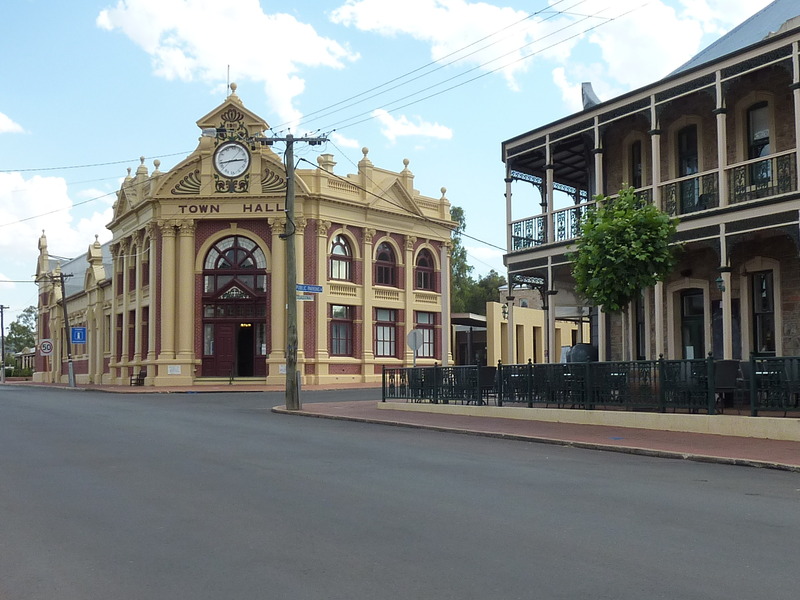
[230, 82, 237, 94]
[140, 156, 145, 165]
[153, 159, 161, 170]
[403, 158, 410, 167]
[362, 147, 369, 157]
[95, 234, 99, 242]
[441, 187, 447, 198]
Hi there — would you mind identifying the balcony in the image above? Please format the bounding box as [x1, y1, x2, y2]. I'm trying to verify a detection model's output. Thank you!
[508, 151, 799, 252]
[662, 172, 719, 217]
[727, 150, 797, 204]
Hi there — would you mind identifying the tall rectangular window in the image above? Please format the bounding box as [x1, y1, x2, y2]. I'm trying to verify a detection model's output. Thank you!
[375, 308, 397, 357]
[680, 289, 704, 359]
[678, 124, 699, 212]
[416, 312, 436, 358]
[748, 102, 771, 184]
[630, 140, 643, 189]
[752, 271, 775, 354]
[203, 324, 214, 355]
[330, 305, 353, 356]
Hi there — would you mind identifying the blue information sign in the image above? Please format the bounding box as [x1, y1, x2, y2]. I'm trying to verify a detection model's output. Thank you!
[71, 327, 87, 344]
[296, 284, 323, 293]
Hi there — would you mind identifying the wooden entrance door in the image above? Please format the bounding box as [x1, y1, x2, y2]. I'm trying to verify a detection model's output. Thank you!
[216, 323, 236, 377]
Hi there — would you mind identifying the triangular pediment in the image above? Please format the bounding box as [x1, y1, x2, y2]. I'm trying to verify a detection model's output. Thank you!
[196, 88, 269, 140]
[112, 187, 135, 221]
[368, 179, 423, 216]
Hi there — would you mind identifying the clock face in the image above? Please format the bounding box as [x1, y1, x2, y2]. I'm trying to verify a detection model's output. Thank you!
[213, 141, 250, 178]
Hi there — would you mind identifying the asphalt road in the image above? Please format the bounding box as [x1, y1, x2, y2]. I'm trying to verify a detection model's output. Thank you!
[1, 385, 798, 599]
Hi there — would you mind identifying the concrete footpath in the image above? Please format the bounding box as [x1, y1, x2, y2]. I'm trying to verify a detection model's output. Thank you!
[6, 381, 800, 472]
[274, 400, 800, 472]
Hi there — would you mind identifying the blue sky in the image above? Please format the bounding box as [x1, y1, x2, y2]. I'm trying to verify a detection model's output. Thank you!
[0, 0, 773, 323]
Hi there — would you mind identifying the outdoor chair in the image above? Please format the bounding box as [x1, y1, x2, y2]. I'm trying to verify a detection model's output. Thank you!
[129, 369, 146, 386]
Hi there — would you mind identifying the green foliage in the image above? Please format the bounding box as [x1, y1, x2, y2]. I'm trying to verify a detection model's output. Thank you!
[448, 206, 507, 314]
[5, 305, 37, 354]
[464, 270, 507, 314]
[449, 205, 474, 313]
[570, 187, 678, 313]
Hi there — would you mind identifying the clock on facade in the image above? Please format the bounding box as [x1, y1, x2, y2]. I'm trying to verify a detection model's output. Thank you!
[213, 141, 251, 178]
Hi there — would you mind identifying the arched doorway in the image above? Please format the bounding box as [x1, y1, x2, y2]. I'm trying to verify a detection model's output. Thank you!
[201, 235, 268, 377]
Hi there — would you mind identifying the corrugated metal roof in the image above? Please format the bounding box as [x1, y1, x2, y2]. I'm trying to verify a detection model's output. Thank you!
[671, 0, 800, 75]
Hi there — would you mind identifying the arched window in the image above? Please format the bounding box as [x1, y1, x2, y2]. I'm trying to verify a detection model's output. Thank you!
[415, 249, 435, 291]
[203, 235, 267, 295]
[375, 242, 396, 287]
[329, 234, 352, 281]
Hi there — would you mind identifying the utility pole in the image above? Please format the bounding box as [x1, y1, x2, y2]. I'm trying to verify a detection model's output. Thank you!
[263, 133, 326, 411]
[0, 305, 8, 384]
[50, 272, 76, 388]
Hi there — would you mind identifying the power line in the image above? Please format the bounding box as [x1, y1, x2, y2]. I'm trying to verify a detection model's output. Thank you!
[0, 189, 118, 230]
[0, 151, 189, 174]
[279, 0, 581, 132]
[313, 4, 633, 133]
[300, 150, 505, 254]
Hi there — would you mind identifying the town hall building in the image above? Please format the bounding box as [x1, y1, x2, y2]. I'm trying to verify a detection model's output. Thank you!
[35, 85, 456, 387]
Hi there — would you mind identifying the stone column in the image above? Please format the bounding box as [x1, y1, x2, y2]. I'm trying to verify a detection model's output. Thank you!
[362, 228, 376, 365]
[649, 98, 662, 211]
[132, 230, 143, 363]
[315, 221, 331, 371]
[440, 242, 451, 366]
[145, 223, 158, 373]
[714, 70, 729, 206]
[109, 242, 120, 380]
[404, 234, 417, 365]
[176, 220, 196, 362]
[120, 238, 131, 367]
[269, 218, 287, 370]
[593, 117, 604, 195]
[158, 220, 177, 362]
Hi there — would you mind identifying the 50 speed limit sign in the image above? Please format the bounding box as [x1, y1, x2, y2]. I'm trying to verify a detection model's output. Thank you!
[40, 339, 54, 356]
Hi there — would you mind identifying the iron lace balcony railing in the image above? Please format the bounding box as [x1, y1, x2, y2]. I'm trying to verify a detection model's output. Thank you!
[727, 150, 797, 204]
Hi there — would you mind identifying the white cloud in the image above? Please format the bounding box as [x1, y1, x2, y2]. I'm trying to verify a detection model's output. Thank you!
[0, 174, 112, 289]
[331, 0, 553, 90]
[0, 112, 24, 134]
[330, 131, 361, 149]
[97, 0, 359, 125]
[544, 0, 776, 111]
[371, 109, 452, 143]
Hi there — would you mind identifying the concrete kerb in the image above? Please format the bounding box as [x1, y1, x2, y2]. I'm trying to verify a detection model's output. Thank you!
[271, 405, 800, 473]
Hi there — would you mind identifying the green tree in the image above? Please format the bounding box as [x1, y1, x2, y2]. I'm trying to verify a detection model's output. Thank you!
[449, 205, 474, 313]
[464, 269, 507, 314]
[5, 305, 37, 354]
[570, 187, 678, 313]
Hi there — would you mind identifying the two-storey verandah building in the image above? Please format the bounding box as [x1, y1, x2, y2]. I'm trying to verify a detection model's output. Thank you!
[35, 86, 456, 386]
[502, 2, 800, 362]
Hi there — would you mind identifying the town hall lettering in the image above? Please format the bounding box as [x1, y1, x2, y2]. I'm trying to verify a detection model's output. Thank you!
[177, 203, 281, 214]
[242, 203, 281, 213]
[178, 204, 220, 214]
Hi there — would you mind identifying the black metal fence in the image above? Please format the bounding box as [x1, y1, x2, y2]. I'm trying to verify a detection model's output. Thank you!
[382, 356, 800, 416]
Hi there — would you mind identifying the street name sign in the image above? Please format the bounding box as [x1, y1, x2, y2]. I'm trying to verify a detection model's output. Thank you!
[296, 284, 323, 293]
